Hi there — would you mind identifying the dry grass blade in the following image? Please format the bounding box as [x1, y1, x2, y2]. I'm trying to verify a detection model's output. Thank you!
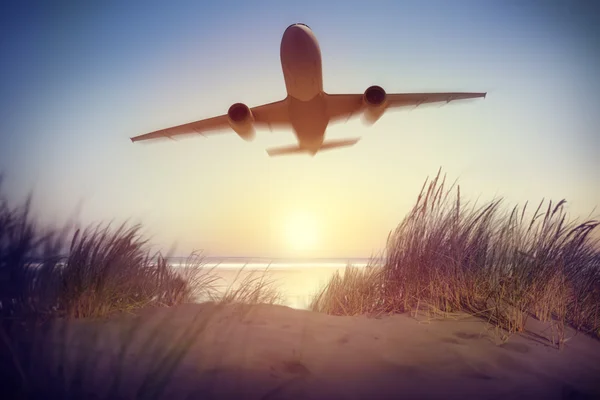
[220, 266, 282, 305]
[313, 169, 600, 346]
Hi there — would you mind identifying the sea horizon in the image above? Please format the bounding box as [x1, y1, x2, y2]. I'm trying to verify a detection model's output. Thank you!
[169, 256, 381, 269]
[27, 256, 383, 271]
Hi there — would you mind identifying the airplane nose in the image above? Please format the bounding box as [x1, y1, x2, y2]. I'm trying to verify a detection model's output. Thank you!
[285, 23, 311, 32]
[280, 23, 322, 101]
[281, 24, 316, 64]
[283, 23, 312, 45]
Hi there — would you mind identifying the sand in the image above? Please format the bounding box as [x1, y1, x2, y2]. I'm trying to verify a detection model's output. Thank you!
[39, 302, 600, 399]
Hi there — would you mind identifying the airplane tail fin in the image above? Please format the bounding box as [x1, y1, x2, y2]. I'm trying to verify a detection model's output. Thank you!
[266, 138, 361, 157]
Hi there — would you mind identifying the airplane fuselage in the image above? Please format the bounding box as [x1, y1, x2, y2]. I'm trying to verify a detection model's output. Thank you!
[280, 24, 328, 154]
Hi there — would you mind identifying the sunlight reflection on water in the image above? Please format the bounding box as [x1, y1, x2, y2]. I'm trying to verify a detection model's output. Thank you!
[186, 258, 380, 310]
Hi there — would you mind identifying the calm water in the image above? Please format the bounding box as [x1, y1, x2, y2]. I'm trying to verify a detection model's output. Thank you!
[169, 257, 376, 269]
[177, 258, 381, 310]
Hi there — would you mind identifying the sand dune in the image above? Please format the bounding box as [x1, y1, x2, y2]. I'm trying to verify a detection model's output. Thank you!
[37, 303, 600, 399]
[41, 302, 600, 399]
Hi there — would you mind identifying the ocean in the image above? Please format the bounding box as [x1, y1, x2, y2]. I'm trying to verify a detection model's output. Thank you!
[169, 257, 375, 269]
[175, 257, 381, 310]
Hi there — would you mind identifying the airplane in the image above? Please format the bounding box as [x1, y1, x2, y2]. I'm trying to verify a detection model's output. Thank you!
[130, 23, 486, 156]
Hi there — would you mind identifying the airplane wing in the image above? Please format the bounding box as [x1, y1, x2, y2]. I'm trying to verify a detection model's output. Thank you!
[325, 92, 486, 122]
[130, 98, 290, 142]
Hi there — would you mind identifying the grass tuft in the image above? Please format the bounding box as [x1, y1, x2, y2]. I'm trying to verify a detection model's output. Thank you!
[312, 168, 600, 347]
[0, 178, 281, 398]
[220, 267, 282, 305]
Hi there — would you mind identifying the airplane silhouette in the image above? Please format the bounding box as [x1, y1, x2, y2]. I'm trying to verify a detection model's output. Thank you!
[130, 23, 486, 156]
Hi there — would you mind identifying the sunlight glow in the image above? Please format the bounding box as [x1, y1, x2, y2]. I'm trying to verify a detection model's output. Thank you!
[284, 211, 319, 253]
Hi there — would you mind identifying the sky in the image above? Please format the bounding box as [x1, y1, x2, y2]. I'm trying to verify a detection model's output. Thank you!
[1, 0, 599, 258]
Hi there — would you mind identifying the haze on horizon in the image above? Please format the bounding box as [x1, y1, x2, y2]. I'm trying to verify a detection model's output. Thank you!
[1, 0, 599, 258]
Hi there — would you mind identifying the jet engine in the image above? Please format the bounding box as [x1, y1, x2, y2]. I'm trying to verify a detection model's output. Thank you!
[362, 85, 387, 124]
[227, 103, 255, 141]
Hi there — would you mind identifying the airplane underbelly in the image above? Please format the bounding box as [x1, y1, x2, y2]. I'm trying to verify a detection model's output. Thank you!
[289, 95, 328, 147]
[288, 70, 321, 100]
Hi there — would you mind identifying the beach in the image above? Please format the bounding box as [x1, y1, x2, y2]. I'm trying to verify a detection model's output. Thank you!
[206, 262, 356, 309]
[37, 301, 600, 399]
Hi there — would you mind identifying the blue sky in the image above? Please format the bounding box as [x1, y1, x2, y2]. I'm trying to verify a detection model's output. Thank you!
[1, 0, 599, 257]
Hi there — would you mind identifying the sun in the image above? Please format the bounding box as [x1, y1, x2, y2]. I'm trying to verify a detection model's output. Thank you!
[284, 211, 319, 252]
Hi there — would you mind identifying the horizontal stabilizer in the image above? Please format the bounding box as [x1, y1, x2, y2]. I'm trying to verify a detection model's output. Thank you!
[266, 145, 310, 157]
[266, 137, 361, 157]
[319, 137, 361, 151]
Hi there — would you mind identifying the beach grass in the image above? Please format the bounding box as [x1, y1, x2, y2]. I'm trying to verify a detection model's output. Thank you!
[0, 178, 281, 398]
[220, 267, 282, 305]
[311, 168, 600, 346]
